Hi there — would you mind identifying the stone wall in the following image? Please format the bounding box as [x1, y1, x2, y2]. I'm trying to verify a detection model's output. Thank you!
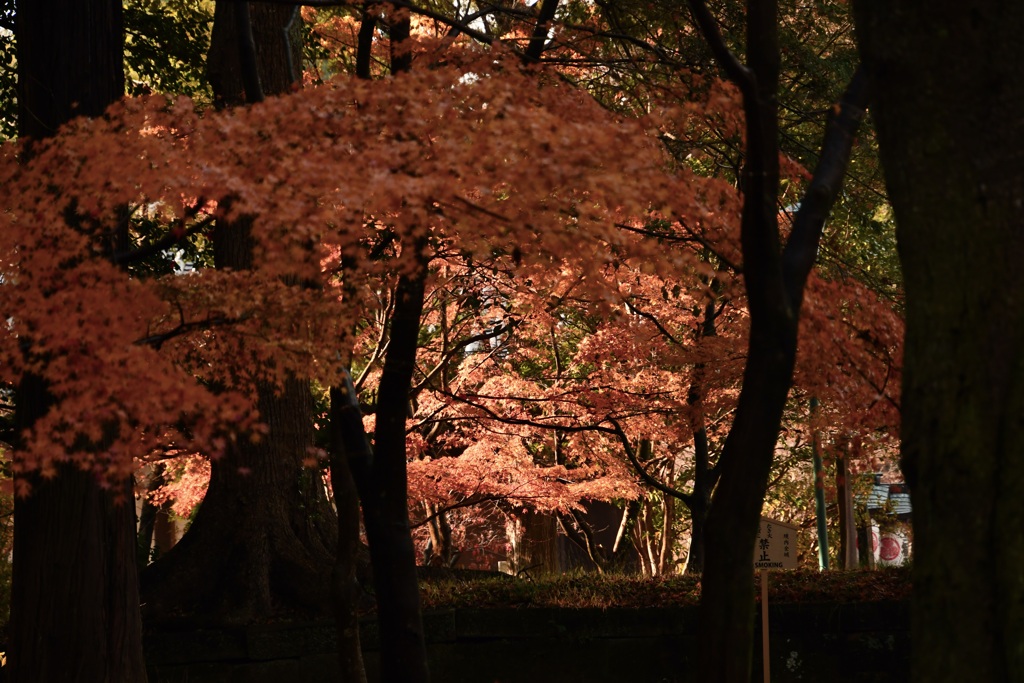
[146, 601, 909, 682]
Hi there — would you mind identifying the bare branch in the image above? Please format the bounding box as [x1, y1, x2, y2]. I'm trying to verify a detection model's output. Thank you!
[133, 314, 243, 350]
[783, 67, 869, 307]
[607, 418, 695, 508]
[684, 0, 753, 93]
[111, 214, 214, 267]
[524, 0, 559, 62]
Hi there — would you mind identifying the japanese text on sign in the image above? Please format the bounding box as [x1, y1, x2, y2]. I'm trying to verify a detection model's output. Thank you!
[755, 517, 799, 570]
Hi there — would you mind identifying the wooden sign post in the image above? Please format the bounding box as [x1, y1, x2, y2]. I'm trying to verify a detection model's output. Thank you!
[754, 517, 799, 683]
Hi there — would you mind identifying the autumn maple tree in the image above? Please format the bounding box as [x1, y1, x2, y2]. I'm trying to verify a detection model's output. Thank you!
[1, 32, 681, 683]
[0, 3, 908, 683]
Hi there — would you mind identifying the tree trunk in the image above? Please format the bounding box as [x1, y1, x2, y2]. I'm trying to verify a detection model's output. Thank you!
[687, 0, 868, 677]
[141, 2, 339, 622]
[11, 464, 147, 683]
[358, 255, 431, 683]
[682, 377, 715, 576]
[683, 292, 720, 576]
[137, 464, 170, 566]
[423, 502, 454, 567]
[658, 484, 675, 575]
[852, 4, 1024, 680]
[346, 18, 432, 678]
[142, 378, 337, 621]
[836, 449, 858, 570]
[15, 0, 124, 141]
[514, 511, 560, 575]
[10, 1, 148, 681]
[330, 375, 370, 683]
[207, 1, 300, 108]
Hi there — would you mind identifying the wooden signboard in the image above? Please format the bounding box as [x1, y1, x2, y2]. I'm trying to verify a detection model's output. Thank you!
[755, 517, 799, 570]
[755, 517, 799, 683]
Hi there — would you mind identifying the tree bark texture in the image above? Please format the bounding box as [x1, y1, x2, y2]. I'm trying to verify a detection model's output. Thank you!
[853, 3, 1024, 680]
[207, 1, 301, 108]
[15, 0, 124, 140]
[836, 448, 858, 570]
[141, 2, 338, 622]
[11, 462, 147, 683]
[10, 1, 148, 681]
[141, 377, 337, 621]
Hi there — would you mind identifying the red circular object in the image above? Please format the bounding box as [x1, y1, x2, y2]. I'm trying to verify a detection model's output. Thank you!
[880, 535, 901, 562]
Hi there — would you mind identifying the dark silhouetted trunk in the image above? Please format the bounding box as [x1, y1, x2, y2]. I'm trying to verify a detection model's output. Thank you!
[357, 252, 431, 683]
[685, 1, 869, 679]
[339, 19, 432, 681]
[853, 3, 1024, 680]
[329, 375, 371, 683]
[683, 295, 721, 575]
[141, 2, 338, 623]
[207, 1, 301, 108]
[9, 1, 147, 681]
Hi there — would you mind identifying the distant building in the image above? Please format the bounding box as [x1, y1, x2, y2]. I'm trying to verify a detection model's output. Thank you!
[858, 473, 912, 566]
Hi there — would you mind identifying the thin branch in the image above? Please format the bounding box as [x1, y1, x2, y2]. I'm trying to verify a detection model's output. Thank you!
[684, 0, 753, 94]
[413, 319, 519, 394]
[623, 298, 684, 346]
[524, 0, 559, 62]
[607, 418, 695, 508]
[613, 221, 742, 274]
[111, 214, 215, 266]
[355, 290, 395, 391]
[133, 314, 243, 350]
[782, 67, 869, 307]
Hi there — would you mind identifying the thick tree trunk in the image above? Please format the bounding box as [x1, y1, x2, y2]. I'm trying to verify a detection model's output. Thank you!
[142, 2, 339, 622]
[852, 4, 1024, 680]
[15, 0, 124, 140]
[11, 389, 148, 683]
[512, 511, 560, 575]
[142, 378, 336, 621]
[10, 1, 147, 681]
[697, 326, 798, 683]
[207, 1, 301, 108]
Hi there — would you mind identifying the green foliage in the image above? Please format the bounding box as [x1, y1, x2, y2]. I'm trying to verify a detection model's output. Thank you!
[417, 567, 910, 610]
[123, 0, 213, 102]
[0, 0, 16, 140]
[0, 0, 214, 138]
